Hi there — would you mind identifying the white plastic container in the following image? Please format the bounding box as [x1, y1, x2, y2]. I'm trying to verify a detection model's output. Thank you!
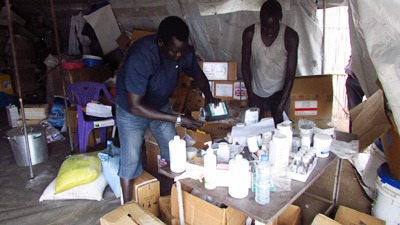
[269, 133, 290, 169]
[247, 135, 260, 153]
[217, 142, 230, 163]
[204, 141, 217, 189]
[372, 163, 400, 225]
[168, 135, 186, 173]
[232, 123, 247, 146]
[313, 133, 332, 158]
[277, 120, 293, 148]
[228, 154, 250, 198]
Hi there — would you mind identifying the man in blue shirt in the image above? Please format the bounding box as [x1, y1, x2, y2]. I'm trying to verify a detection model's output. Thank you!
[116, 16, 219, 204]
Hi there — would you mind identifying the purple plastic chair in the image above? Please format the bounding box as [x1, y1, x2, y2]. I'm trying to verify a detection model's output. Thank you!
[67, 82, 116, 153]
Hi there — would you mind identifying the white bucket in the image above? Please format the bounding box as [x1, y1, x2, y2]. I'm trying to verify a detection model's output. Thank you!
[372, 163, 400, 225]
[362, 146, 386, 192]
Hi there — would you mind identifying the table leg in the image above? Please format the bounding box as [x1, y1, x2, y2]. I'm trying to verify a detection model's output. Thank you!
[325, 158, 343, 215]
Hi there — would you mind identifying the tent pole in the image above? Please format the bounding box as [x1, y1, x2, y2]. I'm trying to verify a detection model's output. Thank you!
[5, 0, 34, 179]
[50, 0, 74, 152]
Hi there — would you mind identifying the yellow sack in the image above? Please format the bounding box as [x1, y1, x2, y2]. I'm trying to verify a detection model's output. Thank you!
[55, 153, 102, 193]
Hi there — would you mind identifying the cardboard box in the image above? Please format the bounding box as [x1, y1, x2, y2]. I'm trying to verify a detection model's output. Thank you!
[266, 204, 301, 225]
[311, 214, 341, 225]
[7, 68, 37, 93]
[200, 61, 237, 81]
[211, 81, 247, 101]
[159, 195, 175, 225]
[131, 29, 156, 44]
[144, 127, 187, 174]
[290, 75, 333, 128]
[99, 201, 164, 225]
[170, 184, 247, 225]
[132, 171, 160, 217]
[22, 104, 49, 120]
[0, 73, 14, 94]
[334, 205, 385, 225]
[53, 64, 113, 96]
[350, 89, 391, 152]
[381, 124, 400, 181]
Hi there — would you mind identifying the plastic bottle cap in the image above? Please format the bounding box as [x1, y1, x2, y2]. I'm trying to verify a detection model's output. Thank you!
[236, 154, 243, 160]
[174, 135, 180, 141]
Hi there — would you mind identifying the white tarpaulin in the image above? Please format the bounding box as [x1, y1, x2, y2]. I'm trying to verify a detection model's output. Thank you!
[348, 0, 400, 132]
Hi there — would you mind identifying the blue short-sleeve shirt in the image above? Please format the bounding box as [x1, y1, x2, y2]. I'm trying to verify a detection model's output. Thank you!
[116, 34, 201, 111]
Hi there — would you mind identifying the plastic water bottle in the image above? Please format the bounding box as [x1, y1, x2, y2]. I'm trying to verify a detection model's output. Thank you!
[255, 154, 271, 205]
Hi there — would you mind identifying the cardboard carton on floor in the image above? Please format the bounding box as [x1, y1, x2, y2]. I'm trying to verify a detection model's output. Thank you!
[99, 201, 164, 225]
[132, 170, 160, 217]
[265, 204, 301, 225]
[334, 205, 385, 225]
[311, 205, 385, 225]
[311, 214, 341, 225]
[170, 184, 247, 225]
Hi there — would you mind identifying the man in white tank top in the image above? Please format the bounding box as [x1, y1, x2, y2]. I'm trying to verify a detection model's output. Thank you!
[242, 0, 299, 125]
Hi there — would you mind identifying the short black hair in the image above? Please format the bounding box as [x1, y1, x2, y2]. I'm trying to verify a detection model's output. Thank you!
[260, 0, 283, 18]
[157, 16, 189, 45]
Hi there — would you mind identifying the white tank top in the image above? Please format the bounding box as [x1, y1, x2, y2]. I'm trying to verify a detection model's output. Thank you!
[251, 22, 287, 98]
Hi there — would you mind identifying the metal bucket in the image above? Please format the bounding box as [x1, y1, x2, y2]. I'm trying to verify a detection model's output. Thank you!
[5, 124, 48, 166]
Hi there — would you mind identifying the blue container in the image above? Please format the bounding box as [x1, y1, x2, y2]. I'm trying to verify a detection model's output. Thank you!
[82, 58, 103, 67]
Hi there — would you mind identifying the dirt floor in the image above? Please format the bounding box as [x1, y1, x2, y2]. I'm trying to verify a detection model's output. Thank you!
[0, 107, 372, 225]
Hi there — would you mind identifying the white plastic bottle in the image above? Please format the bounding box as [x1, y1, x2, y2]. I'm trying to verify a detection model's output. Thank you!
[204, 141, 217, 189]
[255, 154, 271, 205]
[169, 135, 186, 173]
[228, 154, 250, 198]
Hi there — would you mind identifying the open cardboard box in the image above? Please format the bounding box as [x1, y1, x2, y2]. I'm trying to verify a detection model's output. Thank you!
[311, 205, 385, 225]
[170, 184, 247, 225]
[165, 186, 300, 225]
[144, 126, 212, 174]
[100, 201, 164, 225]
[350, 89, 400, 180]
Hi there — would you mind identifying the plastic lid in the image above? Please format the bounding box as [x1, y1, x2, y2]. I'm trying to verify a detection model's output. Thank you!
[107, 140, 112, 145]
[377, 163, 400, 189]
[235, 154, 243, 160]
[236, 123, 245, 127]
[174, 135, 180, 141]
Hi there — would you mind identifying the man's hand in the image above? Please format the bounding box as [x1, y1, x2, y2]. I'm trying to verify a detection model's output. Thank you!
[180, 115, 205, 130]
[204, 96, 221, 107]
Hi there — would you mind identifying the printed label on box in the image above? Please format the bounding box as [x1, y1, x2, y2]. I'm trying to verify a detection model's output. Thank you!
[93, 119, 115, 128]
[234, 82, 247, 100]
[203, 62, 228, 80]
[294, 101, 318, 116]
[215, 83, 233, 97]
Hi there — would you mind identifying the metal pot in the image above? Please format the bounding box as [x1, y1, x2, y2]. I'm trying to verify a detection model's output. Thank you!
[5, 124, 49, 166]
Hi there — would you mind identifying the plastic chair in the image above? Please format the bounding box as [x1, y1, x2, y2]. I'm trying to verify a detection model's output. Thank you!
[67, 82, 116, 153]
